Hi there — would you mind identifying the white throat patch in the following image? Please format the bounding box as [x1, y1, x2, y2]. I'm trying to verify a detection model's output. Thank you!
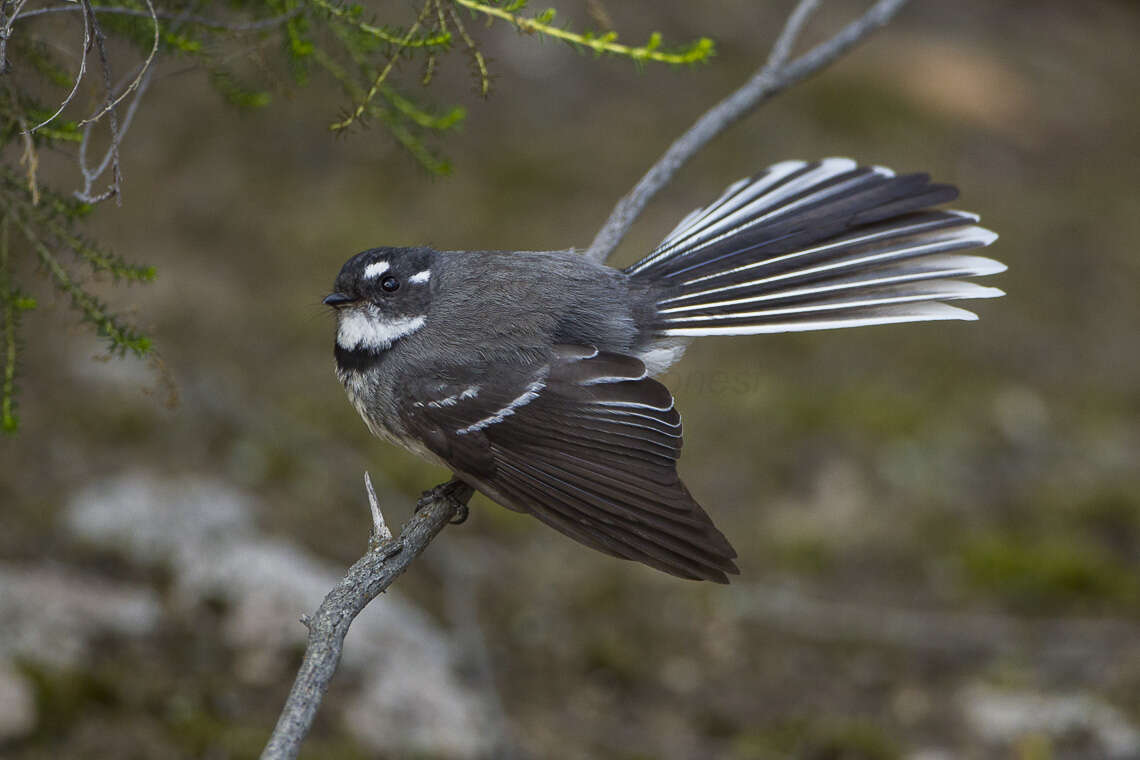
[337, 309, 426, 351]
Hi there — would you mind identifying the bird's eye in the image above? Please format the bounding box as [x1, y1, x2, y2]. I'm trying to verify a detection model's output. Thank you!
[380, 276, 400, 293]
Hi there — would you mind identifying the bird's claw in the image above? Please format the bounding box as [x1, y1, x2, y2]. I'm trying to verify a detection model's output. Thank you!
[415, 479, 474, 526]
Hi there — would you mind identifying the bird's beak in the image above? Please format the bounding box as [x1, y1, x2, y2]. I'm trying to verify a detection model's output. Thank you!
[323, 292, 356, 307]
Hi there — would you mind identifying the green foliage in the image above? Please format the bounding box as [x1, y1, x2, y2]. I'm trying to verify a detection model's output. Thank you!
[0, 1, 713, 430]
[453, 0, 715, 66]
[0, 173, 156, 433]
[960, 531, 1140, 613]
[209, 69, 273, 108]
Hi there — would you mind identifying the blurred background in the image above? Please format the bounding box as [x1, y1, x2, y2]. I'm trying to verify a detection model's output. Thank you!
[2, 0, 1139, 758]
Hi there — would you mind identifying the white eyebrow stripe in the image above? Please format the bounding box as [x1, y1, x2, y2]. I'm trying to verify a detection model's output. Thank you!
[363, 260, 390, 279]
[409, 270, 431, 284]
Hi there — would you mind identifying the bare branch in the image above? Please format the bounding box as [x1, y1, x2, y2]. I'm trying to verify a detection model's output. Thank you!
[765, 0, 821, 71]
[260, 478, 474, 760]
[79, 0, 158, 127]
[76, 63, 154, 203]
[24, 0, 90, 134]
[582, 0, 913, 263]
[12, 3, 300, 31]
[74, 0, 123, 204]
[0, 0, 31, 73]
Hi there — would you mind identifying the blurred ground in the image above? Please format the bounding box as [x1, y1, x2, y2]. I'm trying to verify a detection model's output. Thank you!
[2, 1, 1139, 758]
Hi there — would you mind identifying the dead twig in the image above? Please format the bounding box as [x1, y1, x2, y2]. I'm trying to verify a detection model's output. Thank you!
[79, 0, 159, 127]
[24, 0, 90, 134]
[13, 4, 299, 31]
[76, 61, 155, 204]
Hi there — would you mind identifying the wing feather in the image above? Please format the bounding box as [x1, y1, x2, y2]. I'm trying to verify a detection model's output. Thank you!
[399, 346, 738, 582]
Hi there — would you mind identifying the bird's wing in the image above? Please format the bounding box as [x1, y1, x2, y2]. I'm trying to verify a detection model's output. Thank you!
[398, 345, 738, 582]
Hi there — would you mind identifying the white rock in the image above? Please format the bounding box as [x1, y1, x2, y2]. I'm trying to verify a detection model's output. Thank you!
[960, 685, 1140, 758]
[66, 470, 252, 562]
[0, 564, 161, 667]
[907, 750, 956, 760]
[65, 471, 492, 758]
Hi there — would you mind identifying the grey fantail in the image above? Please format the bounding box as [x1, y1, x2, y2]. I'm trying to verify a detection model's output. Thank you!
[323, 158, 1003, 583]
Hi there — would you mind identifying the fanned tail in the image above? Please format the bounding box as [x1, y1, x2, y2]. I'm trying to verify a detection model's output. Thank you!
[627, 158, 1004, 336]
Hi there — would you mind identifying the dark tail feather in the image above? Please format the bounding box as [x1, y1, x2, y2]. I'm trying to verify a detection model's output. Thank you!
[626, 159, 1004, 336]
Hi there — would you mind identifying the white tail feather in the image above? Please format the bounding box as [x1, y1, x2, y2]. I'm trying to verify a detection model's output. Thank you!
[660, 279, 1004, 316]
[663, 226, 998, 309]
[678, 221, 996, 289]
[635, 158, 1004, 339]
[631, 160, 812, 274]
[662, 303, 980, 336]
[660, 281, 1004, 322]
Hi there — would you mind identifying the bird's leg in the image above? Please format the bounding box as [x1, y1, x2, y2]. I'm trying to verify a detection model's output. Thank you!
[416, 477, 474, 525]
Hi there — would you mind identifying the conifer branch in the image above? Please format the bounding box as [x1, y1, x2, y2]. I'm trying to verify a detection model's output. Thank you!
[0, 215, 30, 434]
[11, 4, 299, 32]
[452, 0, 714, 65]
[310, 0, 452, 48]
[446, 2, 489, 96]
[328, 0, 435, 132]
[3, 194, 152, 358]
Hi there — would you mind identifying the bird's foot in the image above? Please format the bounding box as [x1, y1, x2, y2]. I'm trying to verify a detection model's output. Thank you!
[415, 478, 474, 525]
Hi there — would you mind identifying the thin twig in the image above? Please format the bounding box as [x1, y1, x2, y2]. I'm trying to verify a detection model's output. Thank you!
[4, 79, 40, 203]
[446, 2, 490, 97]
[16, 111, 37, 204]
[74, 0, 123, 204]
[12, 3, 300, 31]
[260, 478, 474, 760]
[453, 0, 713, 65]
[0, 0, 31, 73]
[329, 0, 435, 132]
[76, 63, 154, 203]
[79, 0, 158, 127]
[24, 0, 90, 134]
[765, 0, 822, 71]
[582, 0, 913, 263]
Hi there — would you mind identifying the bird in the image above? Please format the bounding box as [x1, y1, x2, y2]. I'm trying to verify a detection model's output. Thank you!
[324, 158, 1003, 583]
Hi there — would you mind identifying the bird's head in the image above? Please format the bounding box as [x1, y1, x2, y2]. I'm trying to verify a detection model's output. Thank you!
[325, 246, 436, 355]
